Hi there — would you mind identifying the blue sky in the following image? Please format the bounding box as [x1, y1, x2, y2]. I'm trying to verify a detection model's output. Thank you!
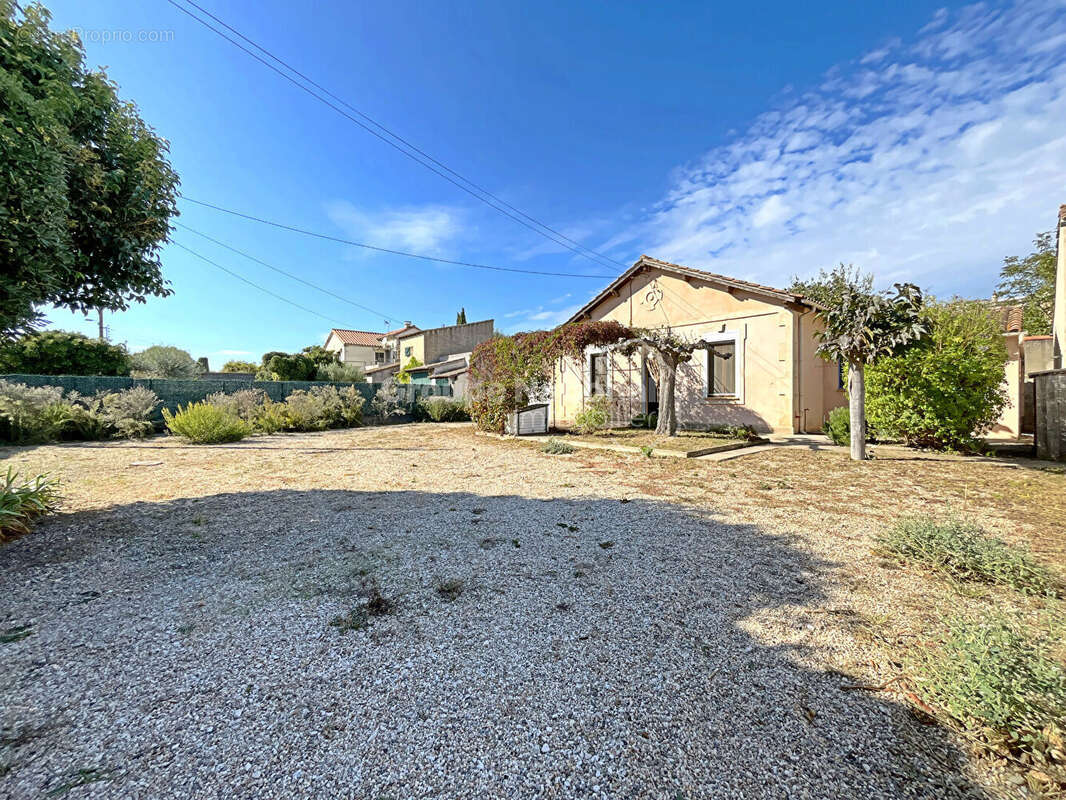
[39, 0, 1066, 365]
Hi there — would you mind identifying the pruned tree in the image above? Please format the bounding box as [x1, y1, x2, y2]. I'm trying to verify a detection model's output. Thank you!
[611, 327, 713, 437]
[814, 281, 927, 460]
[456, 308, 467, 325]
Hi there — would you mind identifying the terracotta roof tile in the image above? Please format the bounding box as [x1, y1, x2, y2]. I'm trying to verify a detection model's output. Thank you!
[383, 323, 420, 338]
[329, 329, 385, 347]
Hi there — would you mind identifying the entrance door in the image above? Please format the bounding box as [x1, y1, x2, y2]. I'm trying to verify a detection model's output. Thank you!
[643, 362, 659, 415]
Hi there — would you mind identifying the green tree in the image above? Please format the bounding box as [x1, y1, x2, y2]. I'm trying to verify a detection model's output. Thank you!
[130, 345, 202, 378]
[866, 300, 1009, 450]
[789, 264, 873, 308]
[0, 2, 179, 338]
[456, 308, 467, 325]
[301, 344, 339, 367]
[263, 353, 316, 381]
[995, 231, 1055, 335]
[0, 330, 130, 375]
[813, 275, 927, 460]
[221, 360, 258, 373]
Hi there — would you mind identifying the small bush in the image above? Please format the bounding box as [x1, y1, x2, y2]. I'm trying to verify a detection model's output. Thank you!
[0, 381, 68, 443]
[281, 387, 339, 431]
[639, 445, 654, 458]
[316, 362, 365, 383]
[206, 389, 265, 422]
[705, 423, 759, 441]
[825, 406, 850, 446]
[574, 395, 612, 434]
[163, 402, 251, 444]
[0, 330, 130, 376]
[371, 381, 407, 418]
[99, 386, 159, 439]
[251, 399, 287, 434]
[335, 385, 366, 427]
[0, 468, 60, 541]
[130, 345, 203, 378]
[908, 614, 1066, 780]
[880, 516, 1056, 594]
[417, 396, 469, 422]
[542, 438, 574, 455]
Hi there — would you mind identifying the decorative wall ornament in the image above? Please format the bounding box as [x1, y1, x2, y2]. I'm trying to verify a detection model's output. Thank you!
[641, 279, 664, 310]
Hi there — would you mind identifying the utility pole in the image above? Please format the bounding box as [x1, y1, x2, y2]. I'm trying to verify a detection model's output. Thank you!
[97, 308, 105, 340]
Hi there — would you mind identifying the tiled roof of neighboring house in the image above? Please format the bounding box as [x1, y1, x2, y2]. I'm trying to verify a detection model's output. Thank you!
[365, 361, 400, 375]
[383, 322, 420, 339]
[1024, 334, 1053, 341]
[328, 329, 385, 347]
[991, 305, 1024, 333]
[567, 255, 819, 325]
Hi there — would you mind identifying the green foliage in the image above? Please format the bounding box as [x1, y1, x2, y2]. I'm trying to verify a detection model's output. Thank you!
[0, 380, 159, 442]
[789, 264, 874, 308]
[315, 362, 365, 383]
[250, 398, 287, 434]
[0, 330, 130, 375]
[206, 385, 364, 433]
[130, 346, 203, 379]
[417, 396, 469, 422]
[220, 360, 258, 374]
[97, 386, 159, 439]
[825, 406, 851, 446]
[0, 1, 179, 337]
[631, 413, 657, 429]
[996, 231, 1056, 335]
[371, 381, 407, 418]
[705, 423, 760, 441]
[907, 613, 1066, 780]
[0, 381, 67, 443]
[206, 389, 265, 422]
[541, 438, 575, 455]
[866, 300, 1009, 449]
[0, 468, 59, 541]
[262, 353, 316, 381]
[456, 308, 467, 325]
[574, 395, 612, 434]
[281, 387, 342, 431]
[396, 356, 423, 384]
[814, 279, 927, 365]
[300, 344, 339, 367]
[879, 516, 1057, 595]
[163, 402, 251, 444]
[639, 445, 655, 458]
[469, 320, 631, 432]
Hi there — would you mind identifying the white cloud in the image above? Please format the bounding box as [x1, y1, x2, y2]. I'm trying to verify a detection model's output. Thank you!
[325, 201, 463, 255]
[609, 0, 1066, 297]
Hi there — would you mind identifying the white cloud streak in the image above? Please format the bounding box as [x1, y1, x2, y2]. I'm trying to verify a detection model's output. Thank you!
[608, 0, 1066, 295]
[325, 201, 464, 255]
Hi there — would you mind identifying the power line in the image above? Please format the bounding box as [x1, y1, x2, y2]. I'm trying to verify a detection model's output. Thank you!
[181, 196, 618, 279]
[163, 0, 626, 272]
[171, 240, 350, 326]
[174, 222, 404, 323]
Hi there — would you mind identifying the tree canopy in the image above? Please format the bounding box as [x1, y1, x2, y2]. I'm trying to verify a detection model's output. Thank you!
[0, 330, 130, 376]
[0, 1, 180, 338]
[130, 346, 202, 379]
[789, 264, 873, 308]
[996, 231, 1056, 335]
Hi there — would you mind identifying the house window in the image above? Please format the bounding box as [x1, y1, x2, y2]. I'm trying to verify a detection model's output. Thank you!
[590, 352, 608, 395]
[707, 342, 736, 396]
[404, 346, 412, 358]
[375, 351, 385, 364]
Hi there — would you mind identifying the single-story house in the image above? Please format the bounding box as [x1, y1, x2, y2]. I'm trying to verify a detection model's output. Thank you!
[399, 353, 473, 396]
[551, 255, 844, 435]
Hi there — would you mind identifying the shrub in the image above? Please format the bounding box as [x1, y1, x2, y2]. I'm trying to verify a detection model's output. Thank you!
[130, 345, 203, 379]
[0, 468, 60, 541]
[221, 359, 258, 373]
[163, 402, 251, 443]
[542, 438, 574, 455]
[879, 516, 1056, 595]
[316, 362, 365, 383]
[574, 395, 612, 434]
[99, 386, 159, 439]
[417, 396, 469, 422]
[631, 413, 657, 429]
[206, 389, 265, 422]
[0, 381, 68, 443]
[336, 385, 366, 427]
[0, 330, 130, 376]
[371, 381, 407, 418]
[908, 613, 1066, 780]
[248, 398, 285, 433]
[866, 300, 1009, 450]
[262, 353, 316, 381]
[705, 423, 759, 441]
[825, 406, 850, 446]
[62, 395, 108, 441]
[281, 387, 339, 431]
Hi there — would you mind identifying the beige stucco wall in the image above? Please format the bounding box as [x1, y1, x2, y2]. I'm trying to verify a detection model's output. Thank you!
[397, 333, 425, 365]
[987, 333, 1024, 440]
[550, 267, 843, 434]
[341, 344, 380, 368]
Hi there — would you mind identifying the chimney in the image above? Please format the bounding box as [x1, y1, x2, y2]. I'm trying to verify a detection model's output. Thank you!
[1055, 204, 1066, 368]
[404, 320, 412, 327]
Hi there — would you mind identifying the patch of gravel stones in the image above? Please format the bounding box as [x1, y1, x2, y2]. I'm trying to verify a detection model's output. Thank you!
[0, 430, 985, 798]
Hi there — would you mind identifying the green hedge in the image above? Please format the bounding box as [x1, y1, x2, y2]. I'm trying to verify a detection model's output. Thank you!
[0, 375, 449, 423]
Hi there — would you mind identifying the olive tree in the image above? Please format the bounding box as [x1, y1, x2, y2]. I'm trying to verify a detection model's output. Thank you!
[814, 282, 927, 460]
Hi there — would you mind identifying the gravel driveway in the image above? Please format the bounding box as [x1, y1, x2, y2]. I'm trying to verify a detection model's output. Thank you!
[0, 425, 1004, 798]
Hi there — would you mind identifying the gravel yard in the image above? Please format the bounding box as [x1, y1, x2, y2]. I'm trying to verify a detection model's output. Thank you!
[2, 424, 1063, 799]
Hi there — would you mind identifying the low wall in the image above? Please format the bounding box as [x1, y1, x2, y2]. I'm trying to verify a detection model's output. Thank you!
[0, 374, 450, 423]
[1033, 369, 1066, 461]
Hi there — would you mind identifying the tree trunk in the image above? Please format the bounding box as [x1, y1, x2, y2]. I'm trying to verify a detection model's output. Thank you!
[848, 360, 866, 460]
[655, 353, 678, 436]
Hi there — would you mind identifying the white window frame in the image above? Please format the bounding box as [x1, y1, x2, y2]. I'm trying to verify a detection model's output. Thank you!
[700, 327, 745, 403]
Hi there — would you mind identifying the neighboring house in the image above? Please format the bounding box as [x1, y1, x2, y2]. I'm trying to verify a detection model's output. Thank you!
[366, 362, 400, 385]
[380, 322, 421, 363]
[397, 352, 473, 395]
[395, 320, 494, 369]
[987, 305, 1025, 440]
[551, 255, 843, 435]
[324, 329, 387, 369]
